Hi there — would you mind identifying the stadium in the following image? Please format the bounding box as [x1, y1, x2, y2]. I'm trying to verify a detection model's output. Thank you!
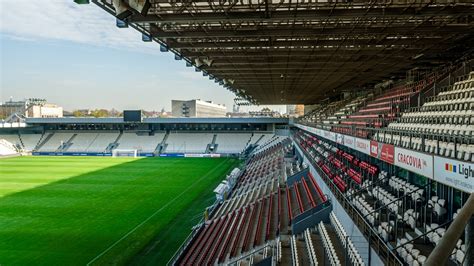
[0, 0, 473, 266]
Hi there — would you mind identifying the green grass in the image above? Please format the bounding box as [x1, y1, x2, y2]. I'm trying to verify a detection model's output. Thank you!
[0, 156, 238, 265]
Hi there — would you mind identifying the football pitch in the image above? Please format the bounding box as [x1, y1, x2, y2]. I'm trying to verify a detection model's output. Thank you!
[0, 156, 238, 265]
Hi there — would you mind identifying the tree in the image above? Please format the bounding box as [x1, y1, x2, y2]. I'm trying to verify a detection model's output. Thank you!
[72, 110, 85, 117]
[91, 109, 109, 117]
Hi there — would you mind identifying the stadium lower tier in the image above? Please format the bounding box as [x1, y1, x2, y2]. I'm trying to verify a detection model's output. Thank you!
[0, 131, 285, 156]
[174, 137, 373, 266]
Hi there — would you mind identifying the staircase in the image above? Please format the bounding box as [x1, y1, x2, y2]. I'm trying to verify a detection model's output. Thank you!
[254, 135, 265, 145]
[154, 131, 169, 154]
[57, 134, 77, 152]
[206, 134, 218, 153]
[243, 133, 254, 149]
[85, 133, 100, 151]
[17, 133, 25, 151]
[34, 132, 54, 151]
[106, 131, 123, 153]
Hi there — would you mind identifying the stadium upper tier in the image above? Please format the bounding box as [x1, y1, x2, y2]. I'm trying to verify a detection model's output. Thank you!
[83, 0, 473, 104]
[299, 65, 474, 162]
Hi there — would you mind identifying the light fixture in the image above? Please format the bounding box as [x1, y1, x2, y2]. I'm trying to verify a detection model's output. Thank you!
[194, 58, 204, 67]
[160, 44, 168, 52]
[116, 18, 128, 28]
[412, 53, 424, 60]
[141, 33, 152, 42]
[203, 58, 214, 67]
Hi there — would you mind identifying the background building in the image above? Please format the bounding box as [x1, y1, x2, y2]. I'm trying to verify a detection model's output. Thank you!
[287, 104, 305, 117]
[171, 99, 227, 118]
[0, 98, 63, 120]
[28, 103, 63, 118]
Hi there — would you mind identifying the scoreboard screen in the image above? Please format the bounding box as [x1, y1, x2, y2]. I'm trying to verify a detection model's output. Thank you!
[123, 110, 142, 122]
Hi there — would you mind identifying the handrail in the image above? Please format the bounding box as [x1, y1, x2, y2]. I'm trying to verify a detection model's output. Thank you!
[294, 182, 305, 213]
[302, 178, 316, 208]
[226, 240, 276, 265]
[286, 186, 293, 222]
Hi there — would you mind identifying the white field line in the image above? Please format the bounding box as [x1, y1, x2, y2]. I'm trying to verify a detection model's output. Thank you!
[86, 159, 229, 265]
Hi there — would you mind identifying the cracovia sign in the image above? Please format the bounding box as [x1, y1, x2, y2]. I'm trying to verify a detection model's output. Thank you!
[397, 153, 426, 169]
[434, 156, 474, 193]
[394, 147, 433, 178]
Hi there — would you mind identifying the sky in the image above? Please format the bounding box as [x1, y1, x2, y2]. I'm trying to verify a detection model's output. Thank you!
[0, 1, 286, 113]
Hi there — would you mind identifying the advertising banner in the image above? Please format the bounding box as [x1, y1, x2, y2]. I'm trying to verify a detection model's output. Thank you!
[185, 154, 221, 158]
[159, 153, 185, 157]
[343, 135, 355, 150]
[336, 133, 344, 144]
[379, 143, 395, 164]
[370, 140, 379, 157]
[394, 147, 433, 178]
[32, 152, 112, 157]
[354, 138, 371, 155]
[433, 156, 474, 193]
[323, 130, 336, 142]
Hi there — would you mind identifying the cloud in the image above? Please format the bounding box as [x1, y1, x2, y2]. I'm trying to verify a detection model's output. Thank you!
[0, 0, 159, 54]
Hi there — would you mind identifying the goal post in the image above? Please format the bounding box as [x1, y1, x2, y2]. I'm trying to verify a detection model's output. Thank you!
[112, 149, 138, 157]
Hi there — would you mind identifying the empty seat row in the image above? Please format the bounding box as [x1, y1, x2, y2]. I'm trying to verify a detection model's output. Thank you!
[370, 186, 400, 214]
[403, 209, 420, 230]
[451, 239, 467, 265]
[304, 229, 319, 265]
[290, 235, 300, 266]
[398, 110, 474, 124]
[377, 221, 394, 242]
[388, 176, 424, 202]
[425, 223, 446, 245]
[330, 212, 364, 266]
[432, 87, 474, 100]
[396, 238, 427, 266]
[318, 222, 341, 266]
[428, 196, 447, 217]
[352, 195, 378, 225]
[375, 133, 474, 162]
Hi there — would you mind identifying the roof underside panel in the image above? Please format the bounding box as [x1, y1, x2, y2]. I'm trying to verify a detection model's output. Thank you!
[92, 0, 474, 104]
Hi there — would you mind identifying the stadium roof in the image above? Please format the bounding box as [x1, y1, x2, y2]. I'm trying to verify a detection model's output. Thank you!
[89, 0, 474, 104]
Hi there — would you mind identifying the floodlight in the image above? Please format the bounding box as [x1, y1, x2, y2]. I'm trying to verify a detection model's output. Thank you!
[116, 18, 128, 28]
[160, 44, 168, 52]
[142, 33, 152, 42]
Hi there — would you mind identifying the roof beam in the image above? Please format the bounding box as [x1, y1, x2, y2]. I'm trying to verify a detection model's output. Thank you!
[130, 5, 473, 24]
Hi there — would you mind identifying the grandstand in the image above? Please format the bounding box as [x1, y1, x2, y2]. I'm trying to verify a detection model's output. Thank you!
[0, 139, 18, 156]
[0, 0, 473, 265]
[2, 118, 288, 157]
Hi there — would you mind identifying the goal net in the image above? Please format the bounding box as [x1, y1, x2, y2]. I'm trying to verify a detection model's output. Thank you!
[112, 149, 138, 157]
